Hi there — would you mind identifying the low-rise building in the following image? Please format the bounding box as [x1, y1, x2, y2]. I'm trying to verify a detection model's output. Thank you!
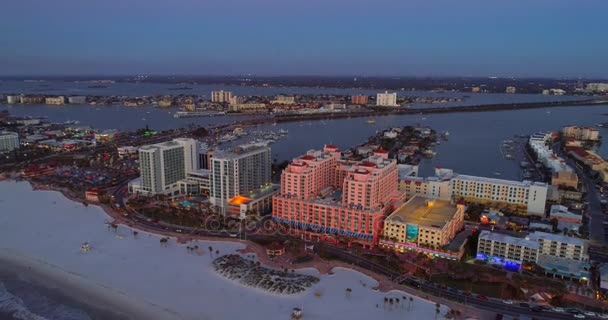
[505, 86, 517, 94]
[477, 231, 539, 268]
[451, 175, 548, 216]
[271, 95, 295, 105]
[45, 96, 65, 105]
[226, 183, 279, 219]
[551, 170, 579, 189]
[380, 196, 464, 259]
[229, 103, 267, 113]
[563, 126, 600, 141]
[549, 205, 582, 233]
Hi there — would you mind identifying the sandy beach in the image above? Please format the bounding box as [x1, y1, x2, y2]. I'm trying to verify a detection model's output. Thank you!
[0, 180, 449, 320]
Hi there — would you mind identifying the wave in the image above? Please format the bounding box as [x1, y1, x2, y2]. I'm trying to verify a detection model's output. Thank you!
[0, 282, 48, 320]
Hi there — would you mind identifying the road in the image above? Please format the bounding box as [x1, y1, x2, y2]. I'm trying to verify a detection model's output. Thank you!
[106, 182, 608, 319]
[553, 142, 606, 244]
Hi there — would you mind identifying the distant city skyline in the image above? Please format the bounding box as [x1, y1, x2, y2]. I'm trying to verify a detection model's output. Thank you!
[1, 0, 607, 78]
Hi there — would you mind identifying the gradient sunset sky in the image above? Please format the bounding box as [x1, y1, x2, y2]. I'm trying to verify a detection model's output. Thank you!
[1, 0, 606, 77]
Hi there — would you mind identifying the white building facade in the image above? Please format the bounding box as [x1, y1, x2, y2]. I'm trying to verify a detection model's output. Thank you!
[376, 91, 398, 107]
[0, 132, 19, 153]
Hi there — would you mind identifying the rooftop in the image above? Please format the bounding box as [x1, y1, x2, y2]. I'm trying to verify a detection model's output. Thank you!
[228, 183, 280, 205]
[454, 174, 546, 188]
[385, 196, 458, 229]
[479, 230, 540, 249]
[529, 231, 586, 247]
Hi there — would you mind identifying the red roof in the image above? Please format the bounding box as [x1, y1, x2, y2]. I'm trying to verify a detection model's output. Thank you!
[375, 148, 388, 154]
[300, 155, 315, 160]
[359, 161, 376, 167]
[325, 144, 338, 149]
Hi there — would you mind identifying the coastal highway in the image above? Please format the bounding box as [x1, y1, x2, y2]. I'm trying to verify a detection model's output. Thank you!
[109, 184, 603, 319]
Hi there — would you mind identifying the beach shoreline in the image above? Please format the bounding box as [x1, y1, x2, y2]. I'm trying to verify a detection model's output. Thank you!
[0, 248, 181, 320]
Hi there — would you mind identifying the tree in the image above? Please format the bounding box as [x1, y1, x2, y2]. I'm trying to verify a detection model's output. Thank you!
[409, 296, 414, 311]
[435, 303, 441, 319]
[133, 231, 138, 238]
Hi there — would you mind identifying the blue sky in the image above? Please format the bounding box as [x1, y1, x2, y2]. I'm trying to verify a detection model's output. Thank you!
[1, 0, 606, 77]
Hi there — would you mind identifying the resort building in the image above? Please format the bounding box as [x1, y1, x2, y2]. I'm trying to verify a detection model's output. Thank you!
[271, 95, 296, 105]
[477, 230, 540, 267]
[129, 138, 199, 196]
[0, 131, 19, 153]
[45, 96, 65, 105]
[398, 167, 452, 201]
[272, 145, 406, 247]
[211, 90, 233, 103]
[477, 230, 589, 278]
[229, 103, 267, 113]
[529, 132, 573, 174]
[562, 125, 600, 141]
[376, 91, 398, 107]
[505, 86, 517, 94]
[530, 231, 588, 261]
[209, 143, 272, 216]
[451, 175, 548, 216]
[380, 196, 465, 259]
[351, 95, 369, 105]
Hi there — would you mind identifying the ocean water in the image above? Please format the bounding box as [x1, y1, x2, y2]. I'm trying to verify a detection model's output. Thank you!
[0, 267, 125, 320]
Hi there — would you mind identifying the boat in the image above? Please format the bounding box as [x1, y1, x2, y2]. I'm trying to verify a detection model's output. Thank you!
[63, 120, 80, 125]
[278, 129, 289, 135]
[494, 172, 502, 176]
[441, 131, 450, 140]
[366, 119, 376, 124]
[218, 134, 238, 143]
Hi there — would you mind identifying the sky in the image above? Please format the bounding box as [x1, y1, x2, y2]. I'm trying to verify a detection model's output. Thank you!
[1, 0, 607, 78]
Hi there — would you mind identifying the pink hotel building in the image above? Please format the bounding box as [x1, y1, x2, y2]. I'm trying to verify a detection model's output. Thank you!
[272, 145, 406, 247]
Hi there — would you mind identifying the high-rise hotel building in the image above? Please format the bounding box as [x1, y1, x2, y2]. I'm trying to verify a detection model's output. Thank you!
[209, 143, 272, 216]
[272, 145, 406, 247]
[130, 138, 198, 195]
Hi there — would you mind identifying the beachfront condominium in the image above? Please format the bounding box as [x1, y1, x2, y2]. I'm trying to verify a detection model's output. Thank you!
[381, 196, 464, 254]
[376, 91, 398, 107]
[131, 138, 198, 195]
[272, 145, 406, 247]
[209, 143, 272, 215]
[211, 90, 233, 103]
[451, 175, 548, 216]
[0, 132, 19, 153]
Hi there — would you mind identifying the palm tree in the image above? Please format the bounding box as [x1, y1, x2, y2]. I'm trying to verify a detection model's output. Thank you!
[435, 303, 441, 319]
[133, 231, 138, 238]
[208, 246, 213, 258]
[215, 249, 219, 256]
[409, 297, 413, 311]
[345, 288, 352, 299]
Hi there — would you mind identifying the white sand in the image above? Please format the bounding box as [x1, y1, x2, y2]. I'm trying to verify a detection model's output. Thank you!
[0, 181, 448, 320]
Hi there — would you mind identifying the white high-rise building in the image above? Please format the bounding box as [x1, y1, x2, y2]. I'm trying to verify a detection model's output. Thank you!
[209, 143, 272, 215]
[0, 132, 19, 153]
[132, 138, 198, 195]
[376, 91, 398, 107]
[211, 90, 233, 103]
